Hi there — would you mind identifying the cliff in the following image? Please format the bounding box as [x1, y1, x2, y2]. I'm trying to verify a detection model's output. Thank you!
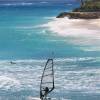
[57, 12, 100, 19]
[57, 0, 100, 19]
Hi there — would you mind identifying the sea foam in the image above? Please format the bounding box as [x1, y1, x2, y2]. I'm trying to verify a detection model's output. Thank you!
[41, 17, 100, 36]
[0, 57, 100, 93]
[39, 17, 100, 51]
[0, 75, 21, 91]
[0, 3, 34, 6]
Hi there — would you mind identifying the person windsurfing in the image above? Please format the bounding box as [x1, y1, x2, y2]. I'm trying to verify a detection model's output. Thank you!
[40, 87, 49, 100]
[40, 59, 54, 100]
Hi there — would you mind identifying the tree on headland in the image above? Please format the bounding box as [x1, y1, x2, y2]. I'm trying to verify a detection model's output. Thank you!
[79, 0, 99, 6]
[80, 0, 84, 6]
[74, 0, 100, 12]
[76, 0, 85, 6]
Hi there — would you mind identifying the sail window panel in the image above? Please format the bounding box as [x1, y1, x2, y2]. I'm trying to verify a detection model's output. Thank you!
[42, 76, 53, 84]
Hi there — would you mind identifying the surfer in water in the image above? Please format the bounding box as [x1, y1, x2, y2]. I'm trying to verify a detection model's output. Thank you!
[10, 61, 16, 64]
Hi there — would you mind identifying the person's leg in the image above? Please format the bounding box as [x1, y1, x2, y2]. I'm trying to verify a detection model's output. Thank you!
[44, 96, 48, 100]
[41, 97, 44, 100]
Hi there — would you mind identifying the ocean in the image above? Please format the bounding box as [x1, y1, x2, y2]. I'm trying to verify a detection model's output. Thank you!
[0, 1, 100, 100]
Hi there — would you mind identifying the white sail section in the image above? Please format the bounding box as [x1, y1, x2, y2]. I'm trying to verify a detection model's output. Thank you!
[40, 59, 54, 99]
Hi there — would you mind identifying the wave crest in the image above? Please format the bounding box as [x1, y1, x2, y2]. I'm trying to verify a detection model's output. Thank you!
[39, 17, 100, 51]
[0, 3, 34, 6]
[0, 76, 21, 91]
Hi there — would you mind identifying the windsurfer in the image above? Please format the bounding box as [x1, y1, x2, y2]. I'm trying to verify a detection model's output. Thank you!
[44, 87, 49, 96]
[40, 87, 49, 100]
[40, 59, 54, 100]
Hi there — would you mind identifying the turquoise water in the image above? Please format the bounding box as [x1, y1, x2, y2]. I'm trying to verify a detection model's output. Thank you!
[0, 3, 81, 60]
[0, 2, 100, 100]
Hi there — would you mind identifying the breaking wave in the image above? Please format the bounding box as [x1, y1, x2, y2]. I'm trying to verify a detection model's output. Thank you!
[0, 76, 21, 91]
[0, 1, 50, 7]
[0, 57, 100, 100]
[39, 17, 100, 51]
[0, 57, 100, 93]
[40, 2, 48, 4]
[0, 3, 34, 7]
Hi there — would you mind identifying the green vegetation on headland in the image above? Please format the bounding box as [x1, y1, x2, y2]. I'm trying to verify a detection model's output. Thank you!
[57, 0, 100, 19]
[74, 0, 100, 12]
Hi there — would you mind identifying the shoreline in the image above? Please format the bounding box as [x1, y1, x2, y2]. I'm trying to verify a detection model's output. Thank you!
[56, 12, 100, 19]
[40, 17, 100, 51]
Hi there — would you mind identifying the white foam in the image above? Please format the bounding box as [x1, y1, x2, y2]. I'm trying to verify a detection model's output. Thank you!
[28, 97, 41, 100]
[27, 97, 64, 100]
[16, 26, 36, 29]
[43, 17, 56, 20]
[80, 46, 100, 51]
[40, 2, 48, 4]
[0, 57, 99, 65]
[39, 17, 100, 51]
[40, 18, 100, 36]
[0, 57, 100, 93]
[0, 76, 21, 90]
[55, 68, 100, 93]
[0, 3, 34, 6]
[55, 57, 95, 62]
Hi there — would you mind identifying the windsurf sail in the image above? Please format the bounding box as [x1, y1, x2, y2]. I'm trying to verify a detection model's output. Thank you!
[40, 59, 54, 100]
